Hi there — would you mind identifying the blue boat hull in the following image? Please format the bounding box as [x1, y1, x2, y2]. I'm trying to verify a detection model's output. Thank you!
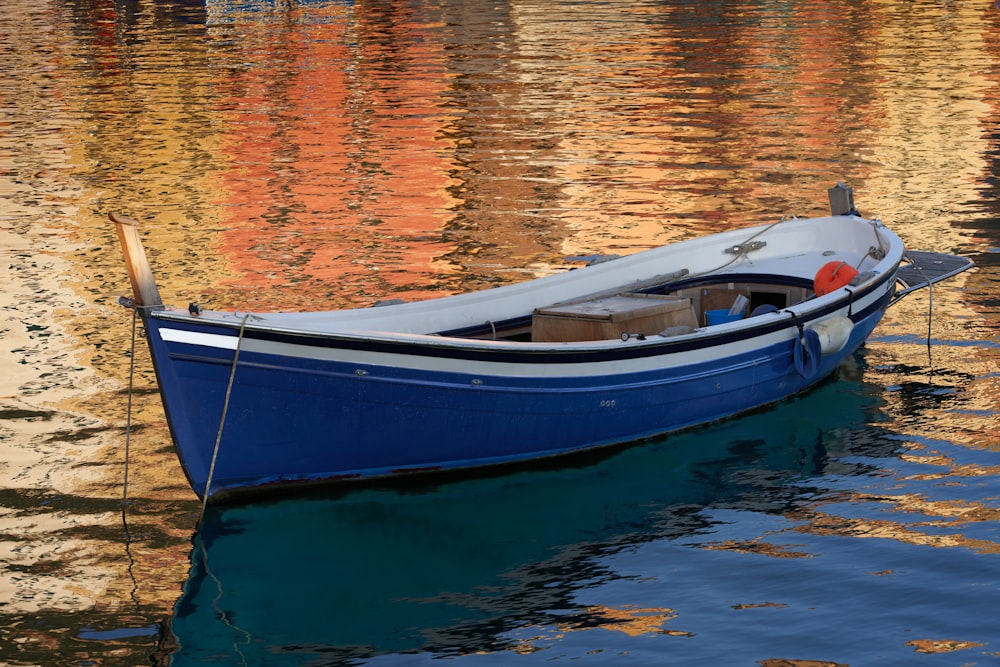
[142, 286, 892, 500]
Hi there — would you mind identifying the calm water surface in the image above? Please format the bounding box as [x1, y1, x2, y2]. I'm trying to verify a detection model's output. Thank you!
[1, 0, 999, 665]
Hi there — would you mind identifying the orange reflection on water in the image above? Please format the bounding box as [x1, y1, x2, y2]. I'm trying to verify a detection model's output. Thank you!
[503, 603, 689, 654]
[703, 538, 812, 559]
[906, 638, 986, 655]
[209, 4, 460, 311]
[578, 605, 688, 637]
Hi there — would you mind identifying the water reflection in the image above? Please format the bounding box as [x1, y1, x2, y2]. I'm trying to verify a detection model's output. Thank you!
[1, 0, 999, 664]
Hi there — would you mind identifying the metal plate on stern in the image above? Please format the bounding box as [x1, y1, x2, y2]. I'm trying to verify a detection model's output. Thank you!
[892, 250, 974, 302]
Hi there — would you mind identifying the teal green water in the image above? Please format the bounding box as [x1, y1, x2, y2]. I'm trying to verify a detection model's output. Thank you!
[1, 0, 999, 665]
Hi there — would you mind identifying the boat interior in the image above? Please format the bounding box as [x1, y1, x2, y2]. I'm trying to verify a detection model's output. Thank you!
[435, 274, 814, 343]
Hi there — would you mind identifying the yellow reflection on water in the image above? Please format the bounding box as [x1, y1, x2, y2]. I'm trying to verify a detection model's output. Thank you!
[788, 497, 1000, 555]
[860, 0, 994, 252]
[502, 604, 689, 655]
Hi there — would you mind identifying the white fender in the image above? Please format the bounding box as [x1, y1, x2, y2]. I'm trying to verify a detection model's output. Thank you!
[807, 315, 854, 355]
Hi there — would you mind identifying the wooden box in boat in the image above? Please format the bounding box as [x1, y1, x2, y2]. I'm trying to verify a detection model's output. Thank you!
[531, 294, 697, 342]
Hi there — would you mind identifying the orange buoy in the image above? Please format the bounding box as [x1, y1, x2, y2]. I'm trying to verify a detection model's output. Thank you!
[813, 261, 858, 296]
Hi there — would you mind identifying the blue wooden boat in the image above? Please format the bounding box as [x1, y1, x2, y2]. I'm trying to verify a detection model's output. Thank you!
[112, 185, 971, 501]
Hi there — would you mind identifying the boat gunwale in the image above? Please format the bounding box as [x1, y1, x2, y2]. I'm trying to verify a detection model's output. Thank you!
[146, 269, 898, 366]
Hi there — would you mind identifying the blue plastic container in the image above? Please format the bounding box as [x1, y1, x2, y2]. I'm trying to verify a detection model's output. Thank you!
[705, 309, 743, 326]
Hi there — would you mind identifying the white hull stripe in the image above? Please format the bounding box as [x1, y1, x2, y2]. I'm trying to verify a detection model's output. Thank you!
[161, 328, 239, 350]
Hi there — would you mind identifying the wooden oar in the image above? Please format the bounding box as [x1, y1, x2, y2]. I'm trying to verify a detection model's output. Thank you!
[110, 212, 163, 308]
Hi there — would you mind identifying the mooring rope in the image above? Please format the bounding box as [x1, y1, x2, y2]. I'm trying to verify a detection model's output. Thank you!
[902, 253, 935, 359]
[123, 306, 137, 508]
[684, 215, 792, 280]
[199, 313, 250, 524]
[199, 536, 252, 665]
[117, 298, 144, 611]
